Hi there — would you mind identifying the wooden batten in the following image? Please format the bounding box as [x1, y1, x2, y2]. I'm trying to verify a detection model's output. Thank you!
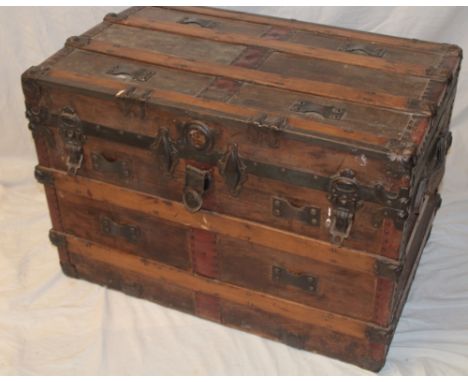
[109, 17, 438, 79]
[63, 231, 381, 340]
[45, 68, 392, 148]
[72, 39, 429, 114]
[167, 6, 460, 55]
[42, 165, 396, 275]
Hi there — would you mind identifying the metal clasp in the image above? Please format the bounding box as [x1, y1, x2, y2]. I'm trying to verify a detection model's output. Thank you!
[183, 165, 212, 212]
[326, 169, 362, 245]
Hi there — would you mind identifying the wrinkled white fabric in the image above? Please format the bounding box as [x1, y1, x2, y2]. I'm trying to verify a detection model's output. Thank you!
[1, 6, 468, 376]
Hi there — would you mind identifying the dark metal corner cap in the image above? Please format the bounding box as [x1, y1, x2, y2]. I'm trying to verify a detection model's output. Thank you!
[365, 326, 394, 344]
[49, 229, 67, 247]
[375, 260, 403, 282]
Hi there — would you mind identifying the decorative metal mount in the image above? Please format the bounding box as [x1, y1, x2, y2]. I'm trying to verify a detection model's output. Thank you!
[151, 127, 179, 175]
[247, 113, 288, 148]
[59, 106, 85, 176]
[218, 144, 247, 197]
[326, 169, 363, 245]
[181, 121, 215, 152]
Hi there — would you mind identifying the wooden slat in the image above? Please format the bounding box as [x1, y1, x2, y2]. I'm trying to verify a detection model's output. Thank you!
[64, 232, 374, 339]
[111, 16, 441, 80]
[46, 68, 391, 148]
[75, 39, 430, 114]
[168, 7, 456, 55]
[42, 166, 394, 275]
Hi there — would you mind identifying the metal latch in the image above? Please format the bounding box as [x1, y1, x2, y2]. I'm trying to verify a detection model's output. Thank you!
[326, 169, 363, 245]
[183, 165, 212, 212]
[59, 106, 85, 176]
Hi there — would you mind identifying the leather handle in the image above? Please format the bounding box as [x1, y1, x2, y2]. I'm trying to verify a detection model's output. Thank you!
[100, 215, 140, 243]
[272, 265, 318, 294]
[91, 152, 131, 180]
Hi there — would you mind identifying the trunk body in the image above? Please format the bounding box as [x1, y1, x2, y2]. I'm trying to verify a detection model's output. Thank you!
[23, 6, 462, 371]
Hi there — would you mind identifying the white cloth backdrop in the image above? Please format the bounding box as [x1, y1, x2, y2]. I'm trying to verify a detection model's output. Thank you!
[1, 6, 468, 375]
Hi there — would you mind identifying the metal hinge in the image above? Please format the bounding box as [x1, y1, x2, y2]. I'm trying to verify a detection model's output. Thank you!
[59, 106, 85, 176]
[326, 169, 363, 245]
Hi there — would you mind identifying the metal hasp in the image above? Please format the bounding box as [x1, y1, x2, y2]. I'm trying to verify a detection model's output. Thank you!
[218, 143, 247, 196]
[272, 265, 318, 294]
[326, 169, 363, 245]
[183, 165, 212, 212]
[59, 106, 85, 176]
[100, 216, 140, 243]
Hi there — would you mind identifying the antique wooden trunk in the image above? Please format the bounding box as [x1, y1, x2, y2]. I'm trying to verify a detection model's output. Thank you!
[22, 6, 462, 371]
